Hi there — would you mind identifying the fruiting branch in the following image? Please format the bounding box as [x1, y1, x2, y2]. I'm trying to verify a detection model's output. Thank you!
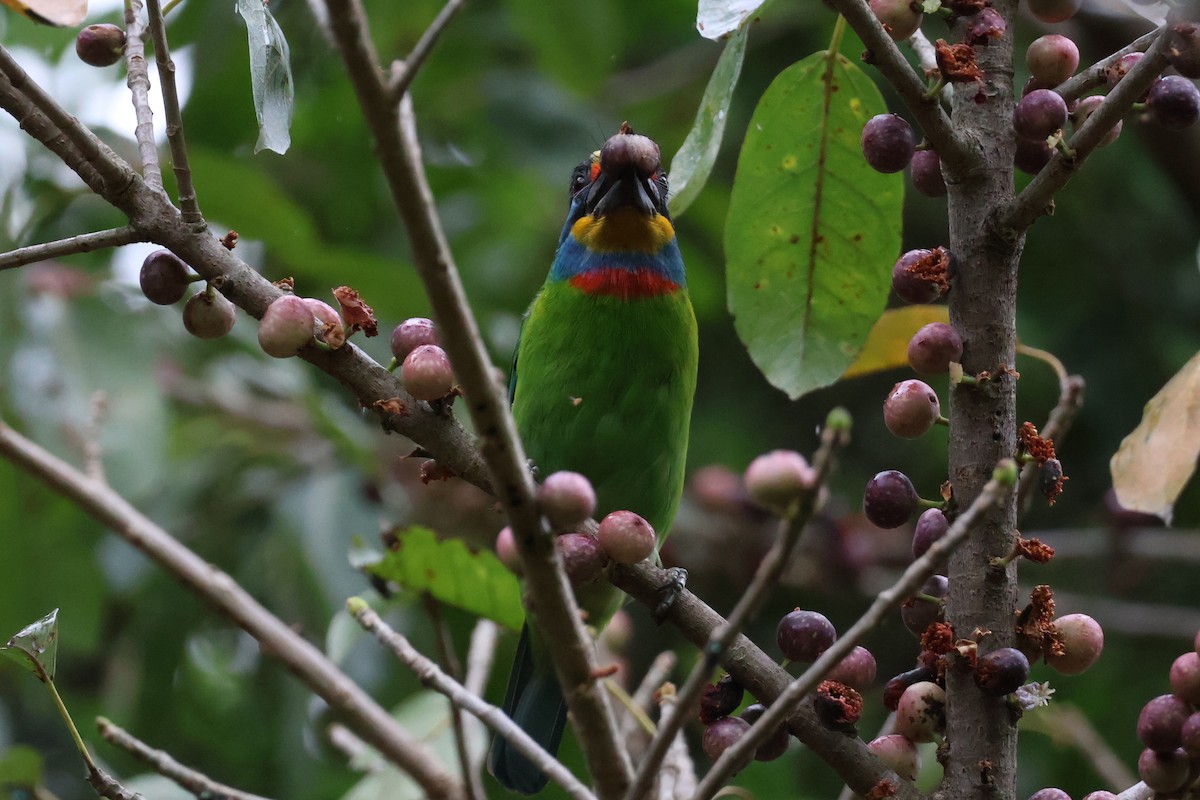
[1056, 27, 1162, 104]
[96, 717, 273, 800]
[691, 460, 1017, 800]
[144, 0, 201, 222]
[121, 0, 162, 187]
[0, 419, 465, 800]
[348, 599, 598, 800]
[0, 226, 144, 271]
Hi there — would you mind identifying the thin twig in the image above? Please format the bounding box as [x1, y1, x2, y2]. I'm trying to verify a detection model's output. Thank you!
[96, 717, 275, 800]
[621, 651, 676, 741]
[424, 596, 485, 800]
[692, 462, 1017, 800]
[0, 419, 463, 800]
[998, 29, 1172, 234]
[144, 0, 201, 222]
[621, 417, 850, 800]
[348, 599, 598, 800]
[123, 0, 162, 187]
[823, 0, 969, 170]
[0, 226, 144, 271]
[1056, 28, 1161, 104]
[463, 619, 499, 786]
[318, 2, 632, 794]
[654, 686, 696, 800]
[387, 0, 466, 103]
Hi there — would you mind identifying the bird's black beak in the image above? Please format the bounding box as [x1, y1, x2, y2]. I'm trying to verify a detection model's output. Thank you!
[585, 126, 664, 218]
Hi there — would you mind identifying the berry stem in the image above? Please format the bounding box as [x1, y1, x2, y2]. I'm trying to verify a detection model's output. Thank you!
[917, 497, 944, 510]
[935, 415, 950, 427]
[385, 357, 399, 372]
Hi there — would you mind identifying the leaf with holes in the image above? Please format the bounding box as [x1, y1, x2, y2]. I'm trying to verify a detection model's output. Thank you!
[726, 50, 903, 399]
[842, 306, 950, 379]
[364, 527, 523, 631]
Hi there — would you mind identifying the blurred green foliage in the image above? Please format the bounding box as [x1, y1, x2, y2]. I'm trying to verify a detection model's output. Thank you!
[0, 1, 1198, 799]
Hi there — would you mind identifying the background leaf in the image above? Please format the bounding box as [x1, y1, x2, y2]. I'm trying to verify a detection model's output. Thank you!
[668, 25, 748, 217]
[1110, 350, 1200, 524]
[1, 608, 59, 680]
[842, 306, 949, 379]
[366, 527, 523, 631]
[726, 50, 903, 399]
[237, 0, 294, 155]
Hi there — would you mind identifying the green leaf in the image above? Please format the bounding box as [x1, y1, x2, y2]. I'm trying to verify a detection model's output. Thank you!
[0, 745, 43, 786]
[237, 0, 294, 155]
[668, 25, 748, 217]
[1110, 350, 1200, 524]
[365, 527, 523, 631]
[842, 306, 950, 379]
[697, 0, 766, 41]
[1, 608, 59, 681]
[726, 50, 903, 399]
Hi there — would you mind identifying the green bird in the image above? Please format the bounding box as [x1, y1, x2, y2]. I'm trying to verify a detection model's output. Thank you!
[488, 126, 699, 794]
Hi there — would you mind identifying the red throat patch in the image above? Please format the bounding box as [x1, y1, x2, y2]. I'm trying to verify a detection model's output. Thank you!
[568, 268, 679, 300]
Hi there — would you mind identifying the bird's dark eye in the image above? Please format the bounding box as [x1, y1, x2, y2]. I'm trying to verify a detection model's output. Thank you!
[568, 162, 590, 198]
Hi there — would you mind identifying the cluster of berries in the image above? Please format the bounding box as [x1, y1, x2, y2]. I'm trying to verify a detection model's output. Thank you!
[139, 250, 236, 339]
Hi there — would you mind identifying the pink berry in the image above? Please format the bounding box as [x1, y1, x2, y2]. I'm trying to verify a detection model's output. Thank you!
[1138, 748, 1189, 793]
[76, 23, 126, 67]
[259, 294, 318, 358]
[1106, 53, 1145, 89]
[1014, 89, 1069, 142]
[1181, 711, 1200, 758]
[182, 289, 236, 339]
[402, 344, 454, 401]
[1169, 652, 1200, 704]
[596, 510, 656, 565]
[868, 0, 922, 41]
[894, 680, 945, 743]
[825, 645, 877, 691]
[1027, 0, 1080, 23]
[556, 533, 606, 586]
[390, 317, 438, 361]
[907, 322, 963, 375]
[1081, 793, 1118, 800]
[867, 733, 919, 781]
[1071, 96, 1122, 147]
[884, 379, 941, 439]
[743, 450, 815, 513]
[965, 8, 1005, 47]
[1028, 791, 1071, 800]
[539, 471, 597, 529]
[1046, 613, 1103, 675]
[1027, 35, 1080, 88]
[1137, 694, 1191, 752]
[496, 526, 521, 573]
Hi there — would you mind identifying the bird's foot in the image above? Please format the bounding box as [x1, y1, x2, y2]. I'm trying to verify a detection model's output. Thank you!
[652, 567, 688, 625]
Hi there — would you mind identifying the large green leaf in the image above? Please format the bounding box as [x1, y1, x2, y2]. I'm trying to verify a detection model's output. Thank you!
[726, 50, 903, 399]
[668, 24, 748, 217]
[365, 527, 523, 631]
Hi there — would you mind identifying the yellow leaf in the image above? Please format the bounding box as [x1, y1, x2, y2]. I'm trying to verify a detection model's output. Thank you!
[1110, 350, 1200, 524]
[841, 306, 950, 380]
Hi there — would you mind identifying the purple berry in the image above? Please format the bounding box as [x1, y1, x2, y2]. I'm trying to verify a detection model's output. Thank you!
[539, 471, 597, 530]
[863, 469, 919, 529]
[861, 114, 916, 174]
[884, 664, 938, 711]
[777, 609, 837, 662]
[597, 510, 656, 565]
[891, 247, 951, 304]
[390, 317, 438, 361]
[76, 23, 126, 67]
[743, 450, 816, 514]
[1028, 791, 1072, 800]
[974, 647, 1030, 696]
[907, 322, 963, 375]
[495, 526, 521, 573]
[1138, 748, 1190, 793]
[884, 379, 941, 439]
[867, 734, 919, 781]
[739, 704, 790, 761]
[259, 294, 318, 357]
[894, 680, 945, 742]
[1168, 22, 1200, 79]
[1046, 613, 1103, 675]
[182, 289, 236, 339]
[1014, 137, 1055, 175]
[556, 532, 606, 586]
[868, 0, 922, 41]
[910, 149, 946, 198]
[1181, 711, 1200, 758]
[702, 716, 751, 763]
[402, 344, 454, 401]
[1027, 0, 1080, 23]
[1137, 694, 1191, 752]
[1014, 89, 1069, 141]
[699, 675, 744, 724]
[600, 131, 660, 178]
[1106, 52, 1145, 89]
[965, 7, 1005, 47]
[139, 250, 191, 305]
[912, 508, 949, 559]
[1071, 96, 1122, 147]
[1196, 628, 1200, 657]
[1081, 793, 1118, 800]
[825, 646, 878, 691]
[1146, 75, 1200, 130]
[1027, 35, 1080, 88]
[901, 574, 948, 636]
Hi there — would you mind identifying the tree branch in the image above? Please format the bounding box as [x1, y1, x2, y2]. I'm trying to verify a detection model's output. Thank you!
[317, 1, 632, 794]
[690, 462, 1016, 800]
[0, 419, 464, 800]
[96, 717, 274, 800]
[123, 0, 162, 187]
[387, 0, 467, 103]
[1055, 28, 1161, 104]
[622, 414, 850, 800]
[998, 29, 1173, 234]
[824, 0, 971, 170]
[348, 599, 597, 800]
[144, 0, 201, 221]
[0, 226, 145, 271]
